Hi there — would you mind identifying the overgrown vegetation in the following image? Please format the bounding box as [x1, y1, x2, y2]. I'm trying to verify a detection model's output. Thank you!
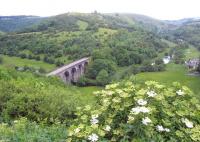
[67, 81, 200, 141]
[0, 68, 97, 125]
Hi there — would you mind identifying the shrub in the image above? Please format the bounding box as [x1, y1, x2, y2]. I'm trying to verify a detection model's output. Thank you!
[96, 69, 109, 86]
[0, 118, 67, 142]
[0, 68, 94, 125]
[67, 81, 200, 141]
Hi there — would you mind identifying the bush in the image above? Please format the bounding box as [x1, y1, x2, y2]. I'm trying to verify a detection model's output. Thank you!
[67, 81, 200, 141]
[0, 118, 67, 142]
[0, 68, 94, 125]
[19, 53, 27, 59]
[96, 69, 109, 86]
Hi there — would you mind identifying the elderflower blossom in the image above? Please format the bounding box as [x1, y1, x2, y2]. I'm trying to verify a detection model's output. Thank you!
[104, 125, 111, 132]
[147, 90, 157, 97]
[165, 128, 170, 132]
[181, 118, 193, 128]
[105, 83, 119, 89]
[142, 117, 152, 125]
[90, 114, 99, 125]
[156, 125, 170, 132]
[156, 125, 165, 132]
[88, 133, 99, 142]
[131, 106, 150, 114]
[176, 90, 185, 96]
[137, 99, 147, 106]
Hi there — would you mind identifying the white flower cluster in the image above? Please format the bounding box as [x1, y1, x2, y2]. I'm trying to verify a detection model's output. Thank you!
[156, 125, 170, 132]
[88, 133, 99, 142]
[147, 90, 157, 97]
[176, 90, 185, 96]
[142, 117, 152, 125]
[90, 114, 99, 125]
[181, 118, 193, 128]
[137, 99, 147, 106]
[131, 106, 150, 114]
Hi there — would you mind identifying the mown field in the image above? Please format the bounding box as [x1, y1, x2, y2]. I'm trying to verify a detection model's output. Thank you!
[135, 63, 200, 99]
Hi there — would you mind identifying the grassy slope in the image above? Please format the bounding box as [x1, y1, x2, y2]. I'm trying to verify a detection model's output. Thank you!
[135, 63, 200, 99]
[0, 55, 56, 72]
[185, 45, 200, 60]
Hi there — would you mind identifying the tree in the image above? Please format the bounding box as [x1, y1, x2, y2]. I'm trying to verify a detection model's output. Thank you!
[155, 58, 164, 65]
[96, 69, 109, 86]
[87, 59, 117, 79]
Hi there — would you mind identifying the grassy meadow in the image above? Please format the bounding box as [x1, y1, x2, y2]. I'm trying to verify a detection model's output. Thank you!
[0, 55, 56, 72]
[135, 63, 200, 99]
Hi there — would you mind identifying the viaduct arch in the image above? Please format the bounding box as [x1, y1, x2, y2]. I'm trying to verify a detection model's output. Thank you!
[47, 57, 89, 83]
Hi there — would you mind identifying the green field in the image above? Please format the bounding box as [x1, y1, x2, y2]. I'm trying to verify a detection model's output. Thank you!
[136, 63, 200, 99]
[185, 45, 200, 60]
[0, 55, 56, 72]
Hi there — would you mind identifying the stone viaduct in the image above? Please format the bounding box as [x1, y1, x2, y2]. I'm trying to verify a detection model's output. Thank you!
[47, 57, 89, 83]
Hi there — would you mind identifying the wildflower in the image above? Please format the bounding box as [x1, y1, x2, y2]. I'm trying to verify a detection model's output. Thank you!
[156, 125, 165, 132]
[140, 107, 150, 113]
[90, 114, 99, 125]
[165, 128, 170, 132]
[90, 118, 99, 125]
[156, 125, 170, 132]
[88, 133, 99, 142]
[74, 128, 80, 134]
[142, 117, 152, 125]
[104, 125, 111, 131]
[137, 99, 147, 106]
[105, 83, 119, 89]
[131, 106, 150, 114]
[181, 118, 193, 128]
[147, 90, 157, 97]
[106, 91, 115, 96]
[176, 90, 184, 96]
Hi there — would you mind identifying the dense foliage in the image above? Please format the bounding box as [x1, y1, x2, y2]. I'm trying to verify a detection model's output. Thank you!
[0, 68, 95, 125]
[67, 80, 200, 141]
[0, 118, 67, 142]
[0, 13, 169, 85]
[0, 16, 43, 32]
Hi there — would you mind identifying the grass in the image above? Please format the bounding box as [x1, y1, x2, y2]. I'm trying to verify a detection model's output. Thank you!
[0, 55, 56, 72]
[76, 86, 102, 105]
[135, 63, 200, 99]
[185, 45, 200, 60]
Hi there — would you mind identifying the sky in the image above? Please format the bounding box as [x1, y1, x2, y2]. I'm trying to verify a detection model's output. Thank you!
[0, 0, 200, 20]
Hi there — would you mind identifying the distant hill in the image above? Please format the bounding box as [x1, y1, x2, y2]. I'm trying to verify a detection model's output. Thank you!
[163, 18, 200, 48]
[0, 16, 44, 32]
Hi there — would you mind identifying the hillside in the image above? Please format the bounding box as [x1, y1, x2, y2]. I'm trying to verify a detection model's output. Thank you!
[0, 16, 44, 32]
[0, 13, 171, 85]
[0, 12, 200, 141]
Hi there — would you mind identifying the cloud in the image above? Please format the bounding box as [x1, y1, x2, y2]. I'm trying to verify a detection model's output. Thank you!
[0, 0, 199, 20]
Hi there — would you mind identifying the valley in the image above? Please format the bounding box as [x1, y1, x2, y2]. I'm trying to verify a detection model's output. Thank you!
[0, 12, 200, 141]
